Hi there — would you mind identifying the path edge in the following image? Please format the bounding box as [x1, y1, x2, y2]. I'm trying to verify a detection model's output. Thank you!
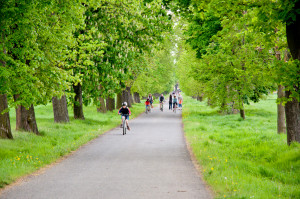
[181, 114, 215, 198]
[0, 109, 145, 195]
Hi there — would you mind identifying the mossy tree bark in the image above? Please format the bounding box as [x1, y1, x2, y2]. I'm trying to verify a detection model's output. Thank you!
[128, 87, 134, 106]
[14, 95, 39, 135]
[116, 93, 122, 108]
[97, 97, 106, 113]
[106, 96, 115, 111]
[133, 92, 141, 103]
[73, 83, 85, 120]
[122, 87, 132, 107]
[0, 94, 13, 139]
[277, 85, 286, 134]
[52, 94, 69, 123]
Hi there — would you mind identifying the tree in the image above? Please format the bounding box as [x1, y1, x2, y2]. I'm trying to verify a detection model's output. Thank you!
[283, 1, 300, 144]
[170, 0, 300, 143]
[0, 0, 85, 134]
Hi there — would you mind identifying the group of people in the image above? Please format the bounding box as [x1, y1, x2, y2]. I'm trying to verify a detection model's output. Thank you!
[145, 92, 183, 112]
[118, 92, 183, 131]
[168, 92, 183, 111]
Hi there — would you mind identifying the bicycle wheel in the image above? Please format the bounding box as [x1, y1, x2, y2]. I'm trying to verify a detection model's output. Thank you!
[123, 118, 126, 135]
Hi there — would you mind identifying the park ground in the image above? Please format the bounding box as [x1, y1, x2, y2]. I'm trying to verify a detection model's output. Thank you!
[0, 95, 300, 198]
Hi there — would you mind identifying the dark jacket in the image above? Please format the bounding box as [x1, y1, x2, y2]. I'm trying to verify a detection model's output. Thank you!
[159, 96, 164, 102]
[118, 107, 131, 115]
[169, 95, 172, 103]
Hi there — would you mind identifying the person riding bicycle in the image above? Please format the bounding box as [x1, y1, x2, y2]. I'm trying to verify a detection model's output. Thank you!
[173, 95, 178, 112]
[145, 98, 151, 112]
[118, 102, 131, 130]
[148, 93, 153, 108]
[159, 94, 164, 110]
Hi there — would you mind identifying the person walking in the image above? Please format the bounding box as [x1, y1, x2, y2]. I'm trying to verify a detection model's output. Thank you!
[169, 94, 172, 110]
[178, 93, 183, 110]
[159, 94, 165, 111]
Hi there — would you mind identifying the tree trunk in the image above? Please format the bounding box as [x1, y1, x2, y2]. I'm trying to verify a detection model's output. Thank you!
[0, 94, 13, 139]
[133, 92, 141, 103]
[197, 95, 203, 102]
[122, 88, 131, 107]
[207, 98, 212, 106]
[106, 96, 115, 111]
[240, 103, 245, 120]
[73, 83, 85, 120]
[285, 4, 300, 144]
[52, 94, 69, 123]
[277, 85, 286, 134]
[116, 93, 122, 108]
[285, 91, 300, 145]
[127, 87, 133, 107]
[0, 34, 13, 139]
[97, 97, 106, 113]
[14, 100, 39, 135]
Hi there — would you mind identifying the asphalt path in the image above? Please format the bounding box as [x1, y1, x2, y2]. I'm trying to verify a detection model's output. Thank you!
[0, 104, 212, 199]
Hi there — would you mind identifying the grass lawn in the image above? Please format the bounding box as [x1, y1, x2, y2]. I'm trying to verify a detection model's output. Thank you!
[0, 102, 145, 188]
[182, 94, 300, 199]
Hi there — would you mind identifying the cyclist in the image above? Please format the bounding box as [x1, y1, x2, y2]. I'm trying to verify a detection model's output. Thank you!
[145, 98, 151, 112]
[118, 102, 131, 130]
[173, 95, 178, 112]
[159, 94, 164, 110]
[148, 93, 153, 108]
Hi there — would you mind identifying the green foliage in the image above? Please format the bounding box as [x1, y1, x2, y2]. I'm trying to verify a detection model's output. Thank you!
[0, 0, 172, 110]
[67, 0, 172, 104]
[0, 0, 85, 107]
[0, 102, 145, 188]
[182, 94, 300, 199]
[131, 36, 176, 96]
[185, 12, 222, 58]
[172, 0, 294, 114]
[176, 45, 204, 97]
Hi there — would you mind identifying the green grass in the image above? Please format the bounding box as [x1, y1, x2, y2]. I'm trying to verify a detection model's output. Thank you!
[182, 94, 300, 199]
[0, 102, 145, 188]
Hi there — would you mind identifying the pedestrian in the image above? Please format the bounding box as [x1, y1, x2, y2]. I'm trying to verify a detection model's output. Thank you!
[178, 93, 183, 110]
[169, 94, 172, 110]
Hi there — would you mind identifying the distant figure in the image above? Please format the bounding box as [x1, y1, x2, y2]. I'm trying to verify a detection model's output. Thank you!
[159, 94, 164, 110]
[148, 93, 153, 108]
[173, 95, 178, 112]
[145, 98, 151, 112]
[178, 93, 183, 110]
[169, 94, 172, 110]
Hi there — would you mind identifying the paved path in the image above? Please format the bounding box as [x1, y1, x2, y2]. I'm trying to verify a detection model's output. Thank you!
[0, 104, 212, 199]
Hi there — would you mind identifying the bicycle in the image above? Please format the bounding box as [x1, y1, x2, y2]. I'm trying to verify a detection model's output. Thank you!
[145, 105, 151, 114]
[173, 103, 177, 113]
[121, 114, 129, 135]
[160, 102, 163, 112]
